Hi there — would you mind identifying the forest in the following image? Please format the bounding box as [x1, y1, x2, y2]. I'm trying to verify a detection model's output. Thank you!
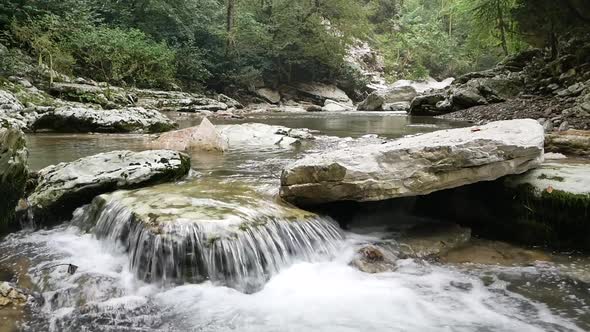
[1, 0, 587, 92]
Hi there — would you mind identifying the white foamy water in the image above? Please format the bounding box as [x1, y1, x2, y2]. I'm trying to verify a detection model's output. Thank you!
[1, 226, 585, 332]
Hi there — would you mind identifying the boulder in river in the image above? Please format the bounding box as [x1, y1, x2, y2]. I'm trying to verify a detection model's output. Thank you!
[31, 106, 177, 133]
[294, 83, 352, 105]
[78, 179, 343, 291]
[218, 123, 314, 148]
[151, 117, 228, 152]
[152, 120, 312, 151]
[0, 119, 28, 232]
[280, 119, 544, 205]
[26, 150, 191, 222]
[255, 88, 281, 104]
[357, 86, 417, 111]
[350, 245, 397, 273]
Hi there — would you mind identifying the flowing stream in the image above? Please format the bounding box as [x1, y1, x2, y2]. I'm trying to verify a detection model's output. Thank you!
[1, 112, 589, 331]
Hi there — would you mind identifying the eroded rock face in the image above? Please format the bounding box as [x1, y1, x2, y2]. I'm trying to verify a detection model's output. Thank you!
[151, 118, 228, 152]
[0, 119, 28, 231]
[49, 83, 128, 107]
[0, 90, 24, 112]
[281, 119, 544, 205]
[27, 150, 191, 222]
[545, 130, 590, 156]
[32, 107, 177, 133]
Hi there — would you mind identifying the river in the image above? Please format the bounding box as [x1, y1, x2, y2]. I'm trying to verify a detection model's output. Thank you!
[1, 112, 589, 331]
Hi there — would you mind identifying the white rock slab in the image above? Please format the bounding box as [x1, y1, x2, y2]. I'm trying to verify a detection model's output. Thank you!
[280, 119, 544, 205]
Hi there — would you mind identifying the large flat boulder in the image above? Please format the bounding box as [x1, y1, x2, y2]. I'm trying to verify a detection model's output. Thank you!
[26, 150, 191, 222]
[294, 83, 352, 105]
[357, 86, 417, 111]
[31, 106, 177, 133]
[0, 119, 28, 232]
[280, 119, 544, 205]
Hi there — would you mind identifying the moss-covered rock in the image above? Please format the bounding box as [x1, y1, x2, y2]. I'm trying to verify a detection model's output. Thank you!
[413, 161, 590, 251]
[0, 119, 28, 235]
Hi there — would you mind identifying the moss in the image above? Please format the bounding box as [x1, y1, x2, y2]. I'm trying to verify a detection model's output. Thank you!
[412, 179, 590, 251]
[238, 220, 268, 232]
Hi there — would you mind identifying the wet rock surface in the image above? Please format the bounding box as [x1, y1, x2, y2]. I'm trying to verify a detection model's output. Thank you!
[80, 180, 343, 290]
[0, 119, 28, 232]
[281, 119, 544, 205]
[26, 150, 191, 222]
[441, 239, 550, 266]
[398, 223, 471, 259]
[151, 117, 228, 152]
[350, 245, 397, 273]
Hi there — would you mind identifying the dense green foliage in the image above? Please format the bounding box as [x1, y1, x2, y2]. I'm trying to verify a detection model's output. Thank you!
[0, 0, 587, 89]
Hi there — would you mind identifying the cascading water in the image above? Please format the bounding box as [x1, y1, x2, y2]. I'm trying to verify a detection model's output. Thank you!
[72, 180, 344, 292]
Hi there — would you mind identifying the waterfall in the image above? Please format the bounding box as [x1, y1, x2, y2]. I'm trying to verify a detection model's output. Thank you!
[74, 195, 344, 292]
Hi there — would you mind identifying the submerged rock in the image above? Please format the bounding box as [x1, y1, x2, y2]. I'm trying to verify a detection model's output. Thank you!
[281, 119, 544, 205]
[399, 223, 471, 259]
[441, 240, 550, 266]
[27, 150, 191, 222]
[79, 180, 343, 291]
[151, 117, 228, 152]
[350, 245, 397, 273]
[0, 119, 28, 232]
[32, 106, 177, 133]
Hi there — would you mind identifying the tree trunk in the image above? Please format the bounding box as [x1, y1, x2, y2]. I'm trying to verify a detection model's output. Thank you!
[226, 0, 236, 54]
[49, 52, 54, 88]
[496, 0, 509, 56]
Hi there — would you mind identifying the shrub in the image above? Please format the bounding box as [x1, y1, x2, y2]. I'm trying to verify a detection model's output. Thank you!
[68, 27, 176, 88]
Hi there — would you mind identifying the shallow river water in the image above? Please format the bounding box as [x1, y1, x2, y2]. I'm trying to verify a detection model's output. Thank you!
[2, 112, 589, 331]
